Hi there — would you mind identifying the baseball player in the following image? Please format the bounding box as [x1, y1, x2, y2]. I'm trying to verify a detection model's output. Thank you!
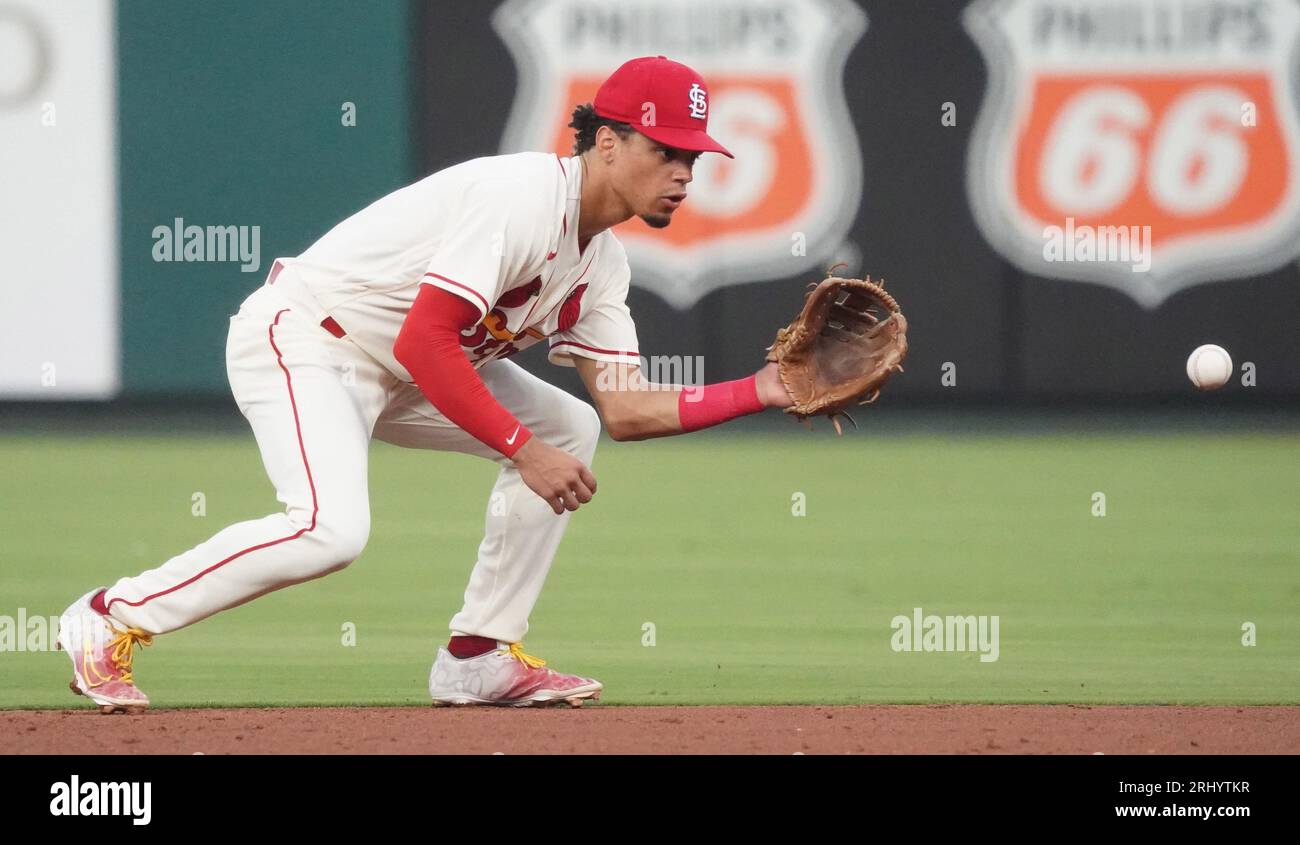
[57, 56, 794, 712]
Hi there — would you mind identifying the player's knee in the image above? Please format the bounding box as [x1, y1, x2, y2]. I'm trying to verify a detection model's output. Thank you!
[566, 400, 602, 456]
[313, 511, 370, 570]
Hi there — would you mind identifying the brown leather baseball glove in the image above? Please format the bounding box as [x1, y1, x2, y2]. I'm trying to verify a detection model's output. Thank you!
[765, 272, 908, 433]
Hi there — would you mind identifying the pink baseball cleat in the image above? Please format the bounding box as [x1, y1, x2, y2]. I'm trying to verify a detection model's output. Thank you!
[429, 642, 602, 708]
[56, 589, 154, 714]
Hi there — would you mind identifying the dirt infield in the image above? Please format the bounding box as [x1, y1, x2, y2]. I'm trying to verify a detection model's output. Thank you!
[3, 705, 1297, 754]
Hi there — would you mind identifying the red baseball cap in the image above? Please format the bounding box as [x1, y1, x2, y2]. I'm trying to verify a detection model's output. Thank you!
[593, 56, 734, 159]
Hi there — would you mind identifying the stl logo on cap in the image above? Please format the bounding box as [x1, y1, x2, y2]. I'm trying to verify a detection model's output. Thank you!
[688, 83, 707, 120]
[590, 56, 732, 157]
[493, 0, 868, 309]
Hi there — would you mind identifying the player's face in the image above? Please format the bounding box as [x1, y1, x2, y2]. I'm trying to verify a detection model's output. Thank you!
[614, 132, 700, 229]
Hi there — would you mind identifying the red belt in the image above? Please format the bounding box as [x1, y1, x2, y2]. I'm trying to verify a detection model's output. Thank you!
[267, 260, 347, 338]
[320, 316, 347, 338]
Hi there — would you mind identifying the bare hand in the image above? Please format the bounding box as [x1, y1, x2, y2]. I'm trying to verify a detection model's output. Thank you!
[754, 361, 794, 409]
[511, 437, 598, 515]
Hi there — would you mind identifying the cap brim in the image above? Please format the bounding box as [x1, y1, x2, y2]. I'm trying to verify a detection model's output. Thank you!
[638, 124, 734, 159]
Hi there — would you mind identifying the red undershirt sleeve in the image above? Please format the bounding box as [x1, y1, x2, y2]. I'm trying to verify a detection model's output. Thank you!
[676, 375, 765, 432]
[393, 284, 533, 458]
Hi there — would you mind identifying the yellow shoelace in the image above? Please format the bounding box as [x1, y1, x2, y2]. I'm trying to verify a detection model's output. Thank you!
[501, 642, 547, 669]
[105, 627, 154, 685]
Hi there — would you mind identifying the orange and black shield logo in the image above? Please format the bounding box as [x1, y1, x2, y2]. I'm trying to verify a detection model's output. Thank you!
[494, 0, 869, 307]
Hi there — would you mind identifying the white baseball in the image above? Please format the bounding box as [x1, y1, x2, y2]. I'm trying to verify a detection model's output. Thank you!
[1185, 344, 1233, 390]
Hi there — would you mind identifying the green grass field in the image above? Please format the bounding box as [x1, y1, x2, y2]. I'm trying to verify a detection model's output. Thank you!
[1, 431, 1297, 708]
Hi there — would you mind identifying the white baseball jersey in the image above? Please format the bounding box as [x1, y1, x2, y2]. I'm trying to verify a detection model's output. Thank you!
[267, 152, 641, 382]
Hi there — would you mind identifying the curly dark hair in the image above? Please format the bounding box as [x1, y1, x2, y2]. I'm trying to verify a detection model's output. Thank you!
[568, 103, 635, 155]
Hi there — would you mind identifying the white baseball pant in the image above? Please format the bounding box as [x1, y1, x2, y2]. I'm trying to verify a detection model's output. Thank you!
[101, 282, 601, 641]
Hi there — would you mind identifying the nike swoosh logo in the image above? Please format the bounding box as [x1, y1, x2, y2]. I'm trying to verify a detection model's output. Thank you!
[505, 425, 521, 446]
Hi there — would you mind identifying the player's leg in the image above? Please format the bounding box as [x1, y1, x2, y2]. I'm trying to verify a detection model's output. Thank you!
[58, 283, 392, 711]
[373, 358, 604, 706]
[375, 358, 601, 641]
[100, 286, 390, 633]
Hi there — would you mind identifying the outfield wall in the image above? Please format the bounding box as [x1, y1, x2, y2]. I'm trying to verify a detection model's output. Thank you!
[2, 0, 1296, 401]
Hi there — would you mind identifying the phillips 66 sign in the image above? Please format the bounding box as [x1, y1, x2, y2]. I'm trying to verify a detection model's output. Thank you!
[965, 0, 1300, 307]
[494, 0, 868, 309]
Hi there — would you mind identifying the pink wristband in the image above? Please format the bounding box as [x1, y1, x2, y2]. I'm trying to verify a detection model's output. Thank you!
[677, 374, 765, 433]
